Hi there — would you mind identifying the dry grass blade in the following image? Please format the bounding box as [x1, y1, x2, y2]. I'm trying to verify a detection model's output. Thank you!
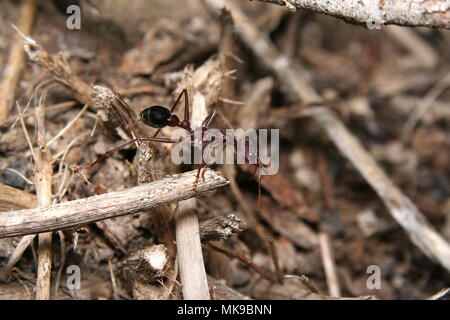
[45, 104, 89, 148]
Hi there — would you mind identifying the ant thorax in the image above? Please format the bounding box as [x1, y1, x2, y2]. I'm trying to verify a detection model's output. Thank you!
[175, 127, 226, 164]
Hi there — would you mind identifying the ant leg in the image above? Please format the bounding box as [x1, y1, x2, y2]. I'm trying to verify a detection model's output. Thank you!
[200, 162, 214, 181]
[251, 164, 258, 176]
[256, 163, 263, 210]
[75, 138, 142, 172]
[193, 168, 202, 192]
[139, 137, 181, 143]
[192, 160, 216, 192]
[152, 129, 162, 139]
[76, 136, 181, 172]
[153, 89, 188, 138]
[192, 137, 226, 191]
[233, 135, 265, 210]
[201, 138, 227, 182]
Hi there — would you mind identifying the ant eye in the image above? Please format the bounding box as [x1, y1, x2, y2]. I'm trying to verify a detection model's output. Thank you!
[140, 106, 171, 128]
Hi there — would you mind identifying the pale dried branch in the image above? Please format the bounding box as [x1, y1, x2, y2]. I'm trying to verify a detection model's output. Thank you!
[18, 33, 141, 139]
[402, 72, 450, 141]
[319, 232, 341, 297]
[0, 235, 35, 281]
[312, 109, 450, 272]
[174, 56, 225, 300]
[20, 34, 93, 104]
[205, 0, 450, 273]
[34, 92, 53, 300]
[45, 104, 89, 148]
[256, 0, 450, 29]
[0, 169, 228, 238]
[175, 198, 210, 300]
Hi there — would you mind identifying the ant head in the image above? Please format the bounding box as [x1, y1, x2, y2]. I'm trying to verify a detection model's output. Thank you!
[140, 105, 179, 128]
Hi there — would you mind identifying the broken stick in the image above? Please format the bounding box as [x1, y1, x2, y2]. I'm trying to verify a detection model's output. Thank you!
[205, 0, 450, 273]
[0, 169, 228, 239]
[34, 92, 54, 300]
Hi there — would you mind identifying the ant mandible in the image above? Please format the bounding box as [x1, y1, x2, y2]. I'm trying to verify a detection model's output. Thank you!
[80, 89, 268, 207]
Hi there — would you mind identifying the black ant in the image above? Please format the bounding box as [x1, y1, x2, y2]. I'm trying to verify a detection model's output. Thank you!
[79, 89, 268, 207]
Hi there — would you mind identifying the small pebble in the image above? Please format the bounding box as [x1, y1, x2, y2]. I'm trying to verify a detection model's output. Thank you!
[0, 163, 27, 190]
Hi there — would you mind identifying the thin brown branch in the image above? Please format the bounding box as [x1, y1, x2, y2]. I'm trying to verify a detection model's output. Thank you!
[402, 72, 450, 141]
[45, 104, 89, 148]
[0, 101, 77, 128]
[0, 0, 38, 121]
[19, 33, 141, 140]
[0, 169, 228, 239]
[204, 242, 275, 282]
[15, 102, 36, 161]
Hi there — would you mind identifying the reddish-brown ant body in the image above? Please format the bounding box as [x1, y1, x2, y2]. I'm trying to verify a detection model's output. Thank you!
[80, 89, 268, 205]
[140, 90, 267, 186]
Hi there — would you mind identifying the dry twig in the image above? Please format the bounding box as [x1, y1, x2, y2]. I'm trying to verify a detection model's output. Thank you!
[174, 60, 224, 300]
[256, 0, 450, 29]
[205, 0, 450, 273]
[312, 109, 450, 272]
[427, 288, 450, 300]
[34, 93, 54, 300]
[0, 101, 77, 128]
[175, 198, 210, 299]
[204, 242, 275, 282]
[17, 33, 141, 140]
[319, 232, 341, 297]
[0, 169, 228, 238]
[0, 0, 38, 121]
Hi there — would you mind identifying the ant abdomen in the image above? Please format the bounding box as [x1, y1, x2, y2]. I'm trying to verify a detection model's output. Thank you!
[140, 106, 172, 128]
